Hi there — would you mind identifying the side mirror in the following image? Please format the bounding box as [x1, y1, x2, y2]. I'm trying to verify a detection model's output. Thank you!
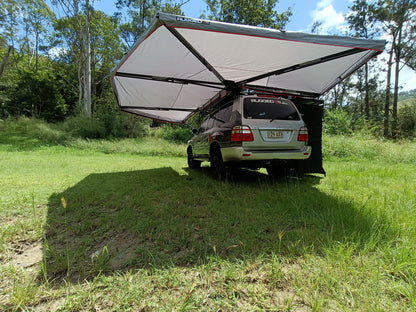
[192, 128, 198, 134]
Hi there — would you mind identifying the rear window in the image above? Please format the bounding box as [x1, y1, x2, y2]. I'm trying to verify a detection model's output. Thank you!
[243, 98, 300, 120]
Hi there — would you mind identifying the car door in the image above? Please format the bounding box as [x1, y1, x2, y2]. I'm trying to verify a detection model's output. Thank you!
[193, 116, 213, 158]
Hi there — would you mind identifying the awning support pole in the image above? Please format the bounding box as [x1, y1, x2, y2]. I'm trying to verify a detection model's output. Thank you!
[115, 71, 225, 90]
[164, 25, 232, 88]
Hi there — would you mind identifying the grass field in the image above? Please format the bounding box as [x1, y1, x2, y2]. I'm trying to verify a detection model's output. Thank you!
[0, 119, 415, 311]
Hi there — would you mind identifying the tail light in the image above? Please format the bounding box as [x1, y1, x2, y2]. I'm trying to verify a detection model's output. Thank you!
[297, 126, 308, 142]
[231, 126, 254, 142]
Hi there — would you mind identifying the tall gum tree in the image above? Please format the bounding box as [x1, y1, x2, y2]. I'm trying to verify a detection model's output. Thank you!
[52, 0, 93, 117]
[347, 0, 379, 120]
[376, 0, 416, 138]
[0, 0, 54, 73]
[52, 1, 124, 116]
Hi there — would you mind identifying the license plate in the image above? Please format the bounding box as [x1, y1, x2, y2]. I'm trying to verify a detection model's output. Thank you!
[268, 131, 284, 139]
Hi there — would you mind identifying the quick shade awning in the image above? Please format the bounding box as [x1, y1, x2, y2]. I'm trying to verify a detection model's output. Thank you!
[111, 12, 385, 123]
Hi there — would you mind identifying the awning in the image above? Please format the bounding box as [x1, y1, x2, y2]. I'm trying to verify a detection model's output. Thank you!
[111, 12, 385, 123]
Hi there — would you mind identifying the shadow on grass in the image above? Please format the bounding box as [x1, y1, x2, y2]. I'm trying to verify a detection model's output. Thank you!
[0, 132, 47, 151]
[0, 130, 66, 151]
[44, 167, 390, 283]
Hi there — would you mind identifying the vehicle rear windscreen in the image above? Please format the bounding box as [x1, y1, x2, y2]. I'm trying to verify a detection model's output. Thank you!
[243, 98, 300, 120]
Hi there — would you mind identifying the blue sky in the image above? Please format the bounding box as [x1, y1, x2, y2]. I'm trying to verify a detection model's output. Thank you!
[180, 0, 352, 33]
[95, 0, 353, 34]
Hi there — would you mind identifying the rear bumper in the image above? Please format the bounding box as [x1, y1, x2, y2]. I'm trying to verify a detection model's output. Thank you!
[221, 146, 312, 162]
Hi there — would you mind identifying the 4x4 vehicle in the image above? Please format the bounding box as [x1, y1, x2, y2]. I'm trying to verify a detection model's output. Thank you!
[187, 94, 312, 178]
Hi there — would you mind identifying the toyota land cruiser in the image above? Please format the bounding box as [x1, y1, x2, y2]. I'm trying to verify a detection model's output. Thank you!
[187, 94, 311, 178]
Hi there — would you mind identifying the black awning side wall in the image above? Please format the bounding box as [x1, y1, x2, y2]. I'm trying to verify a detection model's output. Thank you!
[293, 99, 326, 175]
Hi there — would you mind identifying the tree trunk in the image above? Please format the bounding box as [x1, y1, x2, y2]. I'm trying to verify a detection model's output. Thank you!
[84, 0, 92, 117]
[78, 60, 83, 112]
[35, 25, 40, 70]
[0, 46, 13, 80]
[392, 27, 402, 140]
[364, 62, 369, 119]
[331, 88, 338, 109]
[340, 82, 348, 109]
[383, 44, 394, 138]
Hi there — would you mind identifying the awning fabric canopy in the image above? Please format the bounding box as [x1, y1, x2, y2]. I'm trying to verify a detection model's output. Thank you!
[111, 12, 385, 123]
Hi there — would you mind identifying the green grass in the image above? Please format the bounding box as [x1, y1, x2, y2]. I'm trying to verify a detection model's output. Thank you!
[322, 133, 416, 164]
[1, 120, 415, 311]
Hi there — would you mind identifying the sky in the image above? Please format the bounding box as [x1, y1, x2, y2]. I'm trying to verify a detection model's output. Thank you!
[179, 0, 351, 33]
[95, 0, 352, 33]
[95, 0, 416, 91]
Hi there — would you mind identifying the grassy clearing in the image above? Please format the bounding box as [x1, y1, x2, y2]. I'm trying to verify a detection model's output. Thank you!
[323, 134, 416, 164]
[0, 120, 415, 311]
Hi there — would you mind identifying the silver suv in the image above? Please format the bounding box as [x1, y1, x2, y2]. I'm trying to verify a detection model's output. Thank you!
[187, 94, 311, 178]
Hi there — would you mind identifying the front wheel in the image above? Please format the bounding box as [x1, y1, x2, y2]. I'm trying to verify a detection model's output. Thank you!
[210, 147, 226, 180]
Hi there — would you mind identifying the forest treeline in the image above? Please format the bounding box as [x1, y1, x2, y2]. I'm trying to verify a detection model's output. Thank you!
[0, 0, 415, 139]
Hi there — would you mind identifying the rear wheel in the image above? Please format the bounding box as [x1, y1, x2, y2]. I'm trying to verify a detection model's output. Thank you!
[187, 147, 201, 169]
[210, 147, 226, 180]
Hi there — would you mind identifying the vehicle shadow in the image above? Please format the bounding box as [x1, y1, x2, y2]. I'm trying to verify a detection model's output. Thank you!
[44, 166, 389, 283]
[191, 165, 321, 184]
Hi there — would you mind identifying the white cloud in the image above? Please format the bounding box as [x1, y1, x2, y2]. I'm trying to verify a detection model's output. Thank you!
[399, 67, 416, 92]
[48, 47, 66, 58]
[307, 1, 416, 91]
[310, 0, 347, 34]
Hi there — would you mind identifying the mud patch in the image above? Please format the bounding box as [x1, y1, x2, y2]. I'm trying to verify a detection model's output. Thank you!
[2, 241, 43, 269]
[14, 243, 43, 268]
[32, 297, 66, 312]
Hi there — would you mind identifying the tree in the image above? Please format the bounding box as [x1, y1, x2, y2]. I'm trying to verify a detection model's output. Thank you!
[397, 101, 416, 138]
[5, 68, 69, 122]
[115, 0, 186, 49]
[84, 0, 91, 117]
[204, 0, 292, 29]
[89, 10, 124, 111]
[0, 45, 12, 79]
[311, 20, 323, 34]
[53, 7, 124, 116]
[52, 0, 93, 117]
[323, 78, 353, 110]
[0, 0, 54, 72]
[403, 23, 416, 70]
[52, 0, 125, 117]
[376, 0, 416, 138]
[347, 0, 379, 120]
[21, 0, 55, 71]
[0, 0, 57, 119]
[0, 0, 20, 48]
